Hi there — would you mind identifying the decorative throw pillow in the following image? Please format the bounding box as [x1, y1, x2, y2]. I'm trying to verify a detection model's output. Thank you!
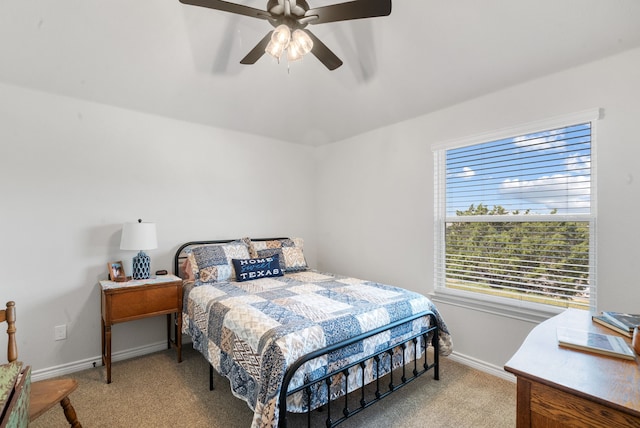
[187, 240, 250, 283]
[180, 257, 195, 281]
[280, 245, 307, 272]
[249, 237, 308, 272]
[254, 248, 287, 271]
[232, 254, 284, 282]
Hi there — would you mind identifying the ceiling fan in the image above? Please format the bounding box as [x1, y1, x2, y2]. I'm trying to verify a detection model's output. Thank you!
[179, 0, 392, 70]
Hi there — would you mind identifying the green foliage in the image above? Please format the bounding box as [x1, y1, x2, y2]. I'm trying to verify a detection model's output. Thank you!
[446, 204, 590, 304]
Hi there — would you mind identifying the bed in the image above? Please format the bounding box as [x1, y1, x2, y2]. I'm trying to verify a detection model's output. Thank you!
[173, 237, 452, 428]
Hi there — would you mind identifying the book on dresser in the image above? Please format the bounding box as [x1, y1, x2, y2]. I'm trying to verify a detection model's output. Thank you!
[592, 314, 633, 337]
[601, 311, 640, 333]
[556, 327, 636, 360]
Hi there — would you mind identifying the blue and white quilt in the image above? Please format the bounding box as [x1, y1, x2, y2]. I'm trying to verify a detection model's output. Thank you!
[183, 270, 452, 428]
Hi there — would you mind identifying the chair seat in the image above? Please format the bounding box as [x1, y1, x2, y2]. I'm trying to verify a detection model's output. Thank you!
[29, 378, 78, 420]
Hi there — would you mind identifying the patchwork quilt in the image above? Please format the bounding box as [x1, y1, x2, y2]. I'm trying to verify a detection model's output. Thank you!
[183, 270, 452, 428]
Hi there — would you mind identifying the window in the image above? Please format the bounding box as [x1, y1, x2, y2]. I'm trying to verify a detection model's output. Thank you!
[433, 110, 598, 315]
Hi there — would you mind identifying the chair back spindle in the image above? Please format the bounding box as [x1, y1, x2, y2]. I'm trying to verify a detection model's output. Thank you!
[1, 301, 18, 362]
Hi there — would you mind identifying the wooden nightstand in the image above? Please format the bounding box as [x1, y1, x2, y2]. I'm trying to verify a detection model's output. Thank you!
[100, 274, 183, 384]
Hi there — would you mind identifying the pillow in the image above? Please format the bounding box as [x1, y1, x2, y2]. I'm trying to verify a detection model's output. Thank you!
[186, 240, 251, 283]
[253, 248, 287, 271]
[249, 237, 308, 272]
[180, 257, 195, 281]
[232, 254, 284, 282]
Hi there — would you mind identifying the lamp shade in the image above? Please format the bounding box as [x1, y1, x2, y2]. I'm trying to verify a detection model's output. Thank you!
[120, 220, 157, 251]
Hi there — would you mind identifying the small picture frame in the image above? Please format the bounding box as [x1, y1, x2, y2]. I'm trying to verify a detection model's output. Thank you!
[108, 261, 127, 282]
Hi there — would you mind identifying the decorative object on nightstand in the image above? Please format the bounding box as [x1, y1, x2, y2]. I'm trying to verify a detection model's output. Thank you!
[120, 219, 157, 280]
[106, 260, 128, 282]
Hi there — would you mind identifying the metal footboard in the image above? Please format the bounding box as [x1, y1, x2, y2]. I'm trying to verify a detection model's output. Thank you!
[278, 310, 440, 428]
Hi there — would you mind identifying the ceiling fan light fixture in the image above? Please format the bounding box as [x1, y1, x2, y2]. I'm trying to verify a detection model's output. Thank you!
[271, 24, 291, 46]
[287, 45, 303, 62]
[266, 24, 291, 60]
[291, 29, 313, 55]
[265, 39, 286, 59]
[287, 30, 313, 62]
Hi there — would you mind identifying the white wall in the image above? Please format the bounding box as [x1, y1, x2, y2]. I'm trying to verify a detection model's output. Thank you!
[315, 47, 640, 371]
[2, 47, 639, 379]
[0, 82, 316, 373]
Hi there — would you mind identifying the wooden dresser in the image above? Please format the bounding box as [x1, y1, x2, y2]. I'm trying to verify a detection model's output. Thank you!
[505, 309, 640, 427]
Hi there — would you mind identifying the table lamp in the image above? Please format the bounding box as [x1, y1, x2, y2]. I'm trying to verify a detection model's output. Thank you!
[120, 219, 157, 280]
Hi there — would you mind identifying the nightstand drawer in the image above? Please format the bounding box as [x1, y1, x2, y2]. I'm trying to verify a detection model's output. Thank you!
[109, 285, 179, 322]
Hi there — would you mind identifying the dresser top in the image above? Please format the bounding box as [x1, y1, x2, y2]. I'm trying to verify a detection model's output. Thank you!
[505, 308, 640, 416]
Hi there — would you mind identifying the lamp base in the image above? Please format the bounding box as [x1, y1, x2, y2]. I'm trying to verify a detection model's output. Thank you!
[132, 251, 151, 280]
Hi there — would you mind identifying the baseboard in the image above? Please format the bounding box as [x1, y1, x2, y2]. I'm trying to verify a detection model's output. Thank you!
[447, 351, 516, 383]
[30, 340, 168, 382]
[31, 339, 515, 384]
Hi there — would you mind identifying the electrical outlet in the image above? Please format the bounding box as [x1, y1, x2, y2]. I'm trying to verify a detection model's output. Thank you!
[54, 324, 67, 341]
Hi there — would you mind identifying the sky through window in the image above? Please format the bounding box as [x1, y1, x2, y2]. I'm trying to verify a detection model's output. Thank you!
[445, 123, 591, 217]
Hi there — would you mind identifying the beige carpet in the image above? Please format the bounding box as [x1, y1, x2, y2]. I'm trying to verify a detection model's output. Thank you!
[30, 347, 515, 427]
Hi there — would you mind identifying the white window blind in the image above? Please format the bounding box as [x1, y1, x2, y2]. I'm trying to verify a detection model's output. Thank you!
[434, 111, 598, 311]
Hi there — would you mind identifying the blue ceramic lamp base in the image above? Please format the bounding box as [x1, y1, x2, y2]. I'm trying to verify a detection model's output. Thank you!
[132, 250, 151, 280]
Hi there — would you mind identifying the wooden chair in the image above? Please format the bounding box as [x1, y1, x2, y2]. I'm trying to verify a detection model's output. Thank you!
[1, 301, 82, 427]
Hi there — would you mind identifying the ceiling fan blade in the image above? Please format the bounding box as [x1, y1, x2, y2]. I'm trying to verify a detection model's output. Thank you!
[240, 31, 273, 64]
[305, 30, 343, 70]
[179, 0, 271, 20]
[304, 0, 391, 25]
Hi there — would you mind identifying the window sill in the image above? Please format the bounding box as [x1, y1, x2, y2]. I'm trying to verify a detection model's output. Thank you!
[429, 288, 566, 324]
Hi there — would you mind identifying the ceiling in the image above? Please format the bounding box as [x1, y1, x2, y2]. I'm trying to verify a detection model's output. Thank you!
[1, 0, 640, 146]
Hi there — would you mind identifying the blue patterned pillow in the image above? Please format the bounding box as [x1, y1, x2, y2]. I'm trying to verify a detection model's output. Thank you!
[187, 240, 250, 283]
[232, 255, 284, 282]
[254, 248, 286, 271]
[249, 237, 308, 272]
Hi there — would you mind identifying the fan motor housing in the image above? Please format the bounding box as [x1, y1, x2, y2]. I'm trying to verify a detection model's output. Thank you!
[267, 0, 310, 17]
[267, 0, 311, 29]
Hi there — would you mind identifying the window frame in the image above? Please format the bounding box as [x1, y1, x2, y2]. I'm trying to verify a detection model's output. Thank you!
[432, 109, 600, 323]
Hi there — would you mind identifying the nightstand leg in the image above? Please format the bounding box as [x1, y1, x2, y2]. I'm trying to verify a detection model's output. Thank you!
[167, 313, 183, 363]
[166, 314, 171, 350]
[101, 318, 105, 366]
[177, 311, 182, 363]
[104, 324, 112, 384]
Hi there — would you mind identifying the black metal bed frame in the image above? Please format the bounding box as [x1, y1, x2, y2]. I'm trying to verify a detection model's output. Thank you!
[278, 311, 439, 427]
[173, 239, 441, 428]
